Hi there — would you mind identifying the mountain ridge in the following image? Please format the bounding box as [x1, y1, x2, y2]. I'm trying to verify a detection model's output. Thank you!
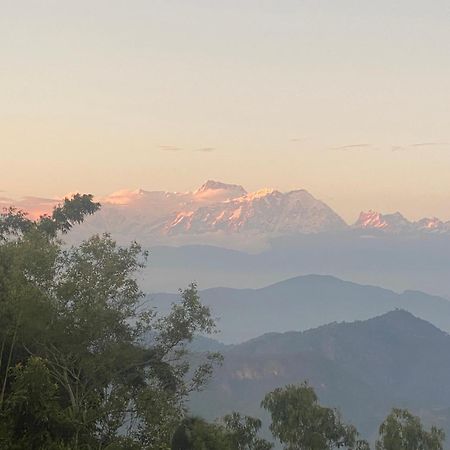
[4, 181, 450, 245]
[189, 310, 450, 443]
[150, 274, 450, 343]
[355, 209, 450, 234]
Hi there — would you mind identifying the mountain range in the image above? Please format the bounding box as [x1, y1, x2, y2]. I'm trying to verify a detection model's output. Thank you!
[90, 181, 450, 240]
[150, 274, 450, 343]
[67, 180, 347, 247]
[7, 182, 450, 299]
[189, 310, 450, 445]
[354, 210, 450, 234]
[6, 181, 450, 249]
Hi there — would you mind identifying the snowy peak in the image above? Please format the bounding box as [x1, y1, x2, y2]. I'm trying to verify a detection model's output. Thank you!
[194, 180, 247, 201]
[356, 210, 389, 229]
[355, 210, 410, 231]
[415, 217, 445, 231]
[102, 189, 149, 205]
[162, 185, 348, 236]
[77, 181, 348, 241]
[242, 188, 280, 201]
[354, 210, 450, 234]
[7, 182, 450, 247]
[196, 180, 246, 195]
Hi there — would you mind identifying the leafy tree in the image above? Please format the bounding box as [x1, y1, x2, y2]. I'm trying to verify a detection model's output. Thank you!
[171, 414, 273, 450]
[171, 417, 231, 450]
[0, 193, 100, 241]
[0, 196, 222, 449]
[376, 408, 445, 450]
[261, 382, 368, 450]
[0, 356, 72, 450]
[223, 412, 274, 450]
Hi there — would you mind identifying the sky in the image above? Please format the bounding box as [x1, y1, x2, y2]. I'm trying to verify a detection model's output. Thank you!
[1, 0, 450, 222]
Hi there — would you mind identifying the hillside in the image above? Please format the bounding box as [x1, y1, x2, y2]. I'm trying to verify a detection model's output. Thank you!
[189, 311, 450, 443]
[150, 274, 450, 343]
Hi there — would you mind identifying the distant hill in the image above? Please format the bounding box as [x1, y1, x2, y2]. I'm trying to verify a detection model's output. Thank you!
[150, 274, 450, 343]
[142, 232, 450, 298]
[189, 311, 450, 443]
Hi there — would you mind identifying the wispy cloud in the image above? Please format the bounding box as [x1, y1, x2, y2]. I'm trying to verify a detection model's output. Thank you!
[159, 145, 216, 153]
[327, 141, 450, 153]
[391, 142, 450, 151]
[409, 142, 450, 147]
[331, 144, 371, 151]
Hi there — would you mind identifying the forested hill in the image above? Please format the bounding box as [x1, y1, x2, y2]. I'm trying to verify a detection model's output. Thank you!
[190, 310, 450, 443]
[151, 274, 450, 343]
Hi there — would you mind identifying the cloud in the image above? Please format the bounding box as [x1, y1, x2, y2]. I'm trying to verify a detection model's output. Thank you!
[391, 142, 450, 151]
[159, 145, 216, 153]
[409, 142, 450, 147]
[159, 145, 183, 152]
[194, 147, 216, 153]
[331, 144, 371, 151]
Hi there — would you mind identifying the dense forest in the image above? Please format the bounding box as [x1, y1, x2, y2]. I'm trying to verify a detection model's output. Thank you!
[0, 196, 446, 449]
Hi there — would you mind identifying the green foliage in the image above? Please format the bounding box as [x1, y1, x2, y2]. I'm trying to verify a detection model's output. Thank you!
[0, 193, 100, 241]
[37, 193, 101, 237]
[171, 414, 273, 450]
[0, 356, 72, 449]
[376, 408, 445, 450]
[223, 412, 273, 450]
[0, 196, 221, 449]
[172, 417, 231, 450]
[261, 382, 367, 450]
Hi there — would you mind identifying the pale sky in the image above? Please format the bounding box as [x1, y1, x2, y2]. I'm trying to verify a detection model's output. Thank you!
[1, 0, 450, 222]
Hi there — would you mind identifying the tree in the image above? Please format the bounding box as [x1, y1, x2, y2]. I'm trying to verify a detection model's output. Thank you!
[0, 193, 100, 241]
[0, 356, 73, 450]
[171, 414, 274, 450]
[261, 382, 368, 450]
[223, 412, 273, 450]
[376, 408, 445, 450]
[0, 196, 222, 449]
[171, 417, 231, 450]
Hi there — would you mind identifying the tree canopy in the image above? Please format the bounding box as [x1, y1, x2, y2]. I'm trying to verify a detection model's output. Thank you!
[376, 408, 445, 450]
[261, 382, 369, 450]
[170, 413, 273, 450]
[0, 195, 221, 449]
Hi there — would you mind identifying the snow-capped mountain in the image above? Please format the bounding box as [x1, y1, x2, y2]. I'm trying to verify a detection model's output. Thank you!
[193, 180, 247, 201]
[73, 181, 248, 236]
[354, 210, 450, 234]
[62, 181, 348, 246]
[160, 187, 347, 235]
[6, 182, 450, 248]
